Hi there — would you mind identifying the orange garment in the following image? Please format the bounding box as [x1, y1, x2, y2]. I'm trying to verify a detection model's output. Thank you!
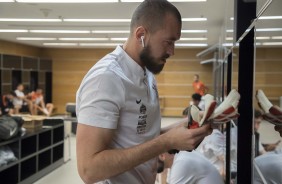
[31, 92, 43, 104]
[192, 81, 206, 96]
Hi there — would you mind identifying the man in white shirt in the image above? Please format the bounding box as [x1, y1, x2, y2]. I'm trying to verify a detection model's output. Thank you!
[157, 151, 224, 184]
[76, 1, 211, 183]
[13, 83, 33, 114]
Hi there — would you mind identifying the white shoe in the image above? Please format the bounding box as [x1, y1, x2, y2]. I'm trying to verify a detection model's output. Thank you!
[190, 105, 201, 123]
[256, 89, 282, 125]
[211, 89, 240, 121]
[43, 108, 49, 116]
[256, 90, 272, 113]
[199, 94, 217, 126]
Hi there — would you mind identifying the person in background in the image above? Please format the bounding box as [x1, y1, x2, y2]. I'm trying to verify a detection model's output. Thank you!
[0, 91, 16, 116]
[254, 109, 281, 156]
[191, 93, 202, 110]
[192, 74, 208, 96]
[76, 1, 212, 183]
[13, 83, 33, 114]
[254, 153, 282, 184]
[182, 93, 202, 129]
[30, 88, 54, 116]
[158, 151, 224, 184]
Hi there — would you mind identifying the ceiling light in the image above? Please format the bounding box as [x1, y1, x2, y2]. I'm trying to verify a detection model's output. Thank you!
[79, 43, 121, 46]
[272, 36, 282, 39]
[256, 36, 270, 40]
[59, 38, 109, 41]
[63, 19, 130, 22]
[30, 30, 90, 33]
[180, 37, 207, 41]
[120, 0, 142, 2]
[230, 16, 282, 20]
[16, 0, 118, 3]
[43, 43, 78, 46]
[120, 0, 206, 2]
[226, 36, 270, 40]
[175, 43, 208, 47]
[0, 29, 28, 32]
[182, 18, 207, 21]
[17, 37, 57, 40]
[181, 30, 207, 33]
[262, 42, 282, 46]
[0, 18, 61, 22]
[169, 0, 206, 1]
[110, 38, 128, 41]
[257, 28, 282, 32]
[259, 16, 282, 20]
[92, 30, 130, 33]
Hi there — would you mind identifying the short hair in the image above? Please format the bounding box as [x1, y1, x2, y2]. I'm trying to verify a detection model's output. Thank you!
[254, 109, 262, 119]
[130, 0, 182, 34]
[192, 93, 202, 101]
[194, 74, 199, 79]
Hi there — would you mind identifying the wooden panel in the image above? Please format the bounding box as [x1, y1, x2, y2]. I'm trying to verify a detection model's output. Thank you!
[162, 60, 212, 72]
[53, 59, 97, 71]
[161, 97, 190, 108]
[255, 73, 282, 85]
[0, 40, 41, 57]
[156, 71, 213, 84]
[161, 108, 184, 117]
[1, 40, 281, 116]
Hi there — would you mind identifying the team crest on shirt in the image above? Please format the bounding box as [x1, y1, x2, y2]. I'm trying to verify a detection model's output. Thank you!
[137, 103, 147, 134]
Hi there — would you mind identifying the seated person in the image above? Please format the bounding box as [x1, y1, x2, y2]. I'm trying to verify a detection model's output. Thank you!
[182, 93, 203, 129]
[254, 109, 280, 156]
[13, 83, 33, 114]
[30, 88, 53, 116]
[190, 93, 203, 109]
[0, 91, 17, 116]
[254, 153, 282, 184]
[196, 124, 226, 178]
[158, 151, 224, 184]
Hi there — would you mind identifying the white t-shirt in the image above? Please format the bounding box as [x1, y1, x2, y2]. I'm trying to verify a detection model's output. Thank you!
[196, 129, 226, 172]
[169, 151, 224, 184]
[76, 45, 161, 184]
[254, 153, 282, 184]
[13, 89, 24, 106]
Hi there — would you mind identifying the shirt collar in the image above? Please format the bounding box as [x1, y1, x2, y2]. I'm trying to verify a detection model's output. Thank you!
[113, 45, 146, 84]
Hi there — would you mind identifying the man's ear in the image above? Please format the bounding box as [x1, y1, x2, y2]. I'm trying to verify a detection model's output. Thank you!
[135, 26, 146, 46]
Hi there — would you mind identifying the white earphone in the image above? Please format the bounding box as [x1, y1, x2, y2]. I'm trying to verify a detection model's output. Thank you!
[141, 35, 145, 48]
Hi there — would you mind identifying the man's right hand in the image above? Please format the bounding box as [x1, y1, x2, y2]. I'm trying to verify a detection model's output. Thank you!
[162, 123, 212, 151]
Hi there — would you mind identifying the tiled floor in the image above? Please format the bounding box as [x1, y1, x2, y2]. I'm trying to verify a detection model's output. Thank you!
[33, 118, 282, 184]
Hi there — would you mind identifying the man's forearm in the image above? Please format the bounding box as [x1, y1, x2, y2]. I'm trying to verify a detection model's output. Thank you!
[79, 133, 169, 183]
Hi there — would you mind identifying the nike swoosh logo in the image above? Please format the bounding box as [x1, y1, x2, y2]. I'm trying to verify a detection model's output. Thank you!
[136, 99, 141, 104]
[10, 126, 17, 136]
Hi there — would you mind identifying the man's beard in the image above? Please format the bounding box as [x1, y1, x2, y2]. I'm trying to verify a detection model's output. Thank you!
[139, 45, 169, 74]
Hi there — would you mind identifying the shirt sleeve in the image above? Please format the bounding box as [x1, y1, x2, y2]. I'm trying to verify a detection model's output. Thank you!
[76, 71, 125, 129]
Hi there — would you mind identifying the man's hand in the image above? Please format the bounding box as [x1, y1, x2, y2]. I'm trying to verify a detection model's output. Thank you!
[274, 125, 282, 137]
[162, 123, 212, 151]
